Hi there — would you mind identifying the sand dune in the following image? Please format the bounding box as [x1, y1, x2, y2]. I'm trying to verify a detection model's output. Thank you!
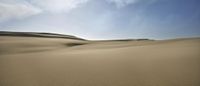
[0, 32, 200, 86]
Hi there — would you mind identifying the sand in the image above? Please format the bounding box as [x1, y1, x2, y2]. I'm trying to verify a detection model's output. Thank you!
[0, 32, 200, 86]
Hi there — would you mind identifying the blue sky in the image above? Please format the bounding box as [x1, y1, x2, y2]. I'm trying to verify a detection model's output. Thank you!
[0, 0, 200, 40]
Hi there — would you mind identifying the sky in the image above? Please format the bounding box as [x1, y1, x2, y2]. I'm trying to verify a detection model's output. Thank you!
[0, 0, 200, 40]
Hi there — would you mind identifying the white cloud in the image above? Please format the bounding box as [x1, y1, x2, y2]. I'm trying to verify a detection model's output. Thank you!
[0, 0, 90, 22]
[0, 2, 42, 22]
[30, 0, 90, 13]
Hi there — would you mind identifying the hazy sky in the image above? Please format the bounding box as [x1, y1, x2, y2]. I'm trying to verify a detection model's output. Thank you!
[0, 0, 200, 40]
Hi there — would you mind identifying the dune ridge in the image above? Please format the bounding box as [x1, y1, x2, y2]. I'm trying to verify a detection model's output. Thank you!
[0, 31, 85, 40]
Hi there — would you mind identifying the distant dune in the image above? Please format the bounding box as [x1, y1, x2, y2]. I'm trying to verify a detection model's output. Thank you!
[0, 31, 85, 40]
[0, 32, 200, 86]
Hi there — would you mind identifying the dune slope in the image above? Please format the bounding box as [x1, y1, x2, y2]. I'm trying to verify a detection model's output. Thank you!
[0, 32, 200, 86]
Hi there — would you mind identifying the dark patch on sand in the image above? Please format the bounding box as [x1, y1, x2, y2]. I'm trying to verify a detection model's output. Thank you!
[65, 43, 87, 47]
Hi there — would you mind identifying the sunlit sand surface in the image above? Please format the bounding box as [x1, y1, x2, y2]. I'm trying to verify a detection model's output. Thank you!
[0, 32, 200, 86]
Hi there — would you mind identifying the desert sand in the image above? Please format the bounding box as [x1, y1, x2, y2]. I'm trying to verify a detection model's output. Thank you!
[0, 32, 200, 86]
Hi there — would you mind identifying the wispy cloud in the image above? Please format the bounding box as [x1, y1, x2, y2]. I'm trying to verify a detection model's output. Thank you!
[30, 0, 90, 13]
[0, 2, 41, 22]
[106, 0, 158, 8]
[0, 0, 152, 22]
[0, 0, 90, 22]
[106, 0, 139, 8]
